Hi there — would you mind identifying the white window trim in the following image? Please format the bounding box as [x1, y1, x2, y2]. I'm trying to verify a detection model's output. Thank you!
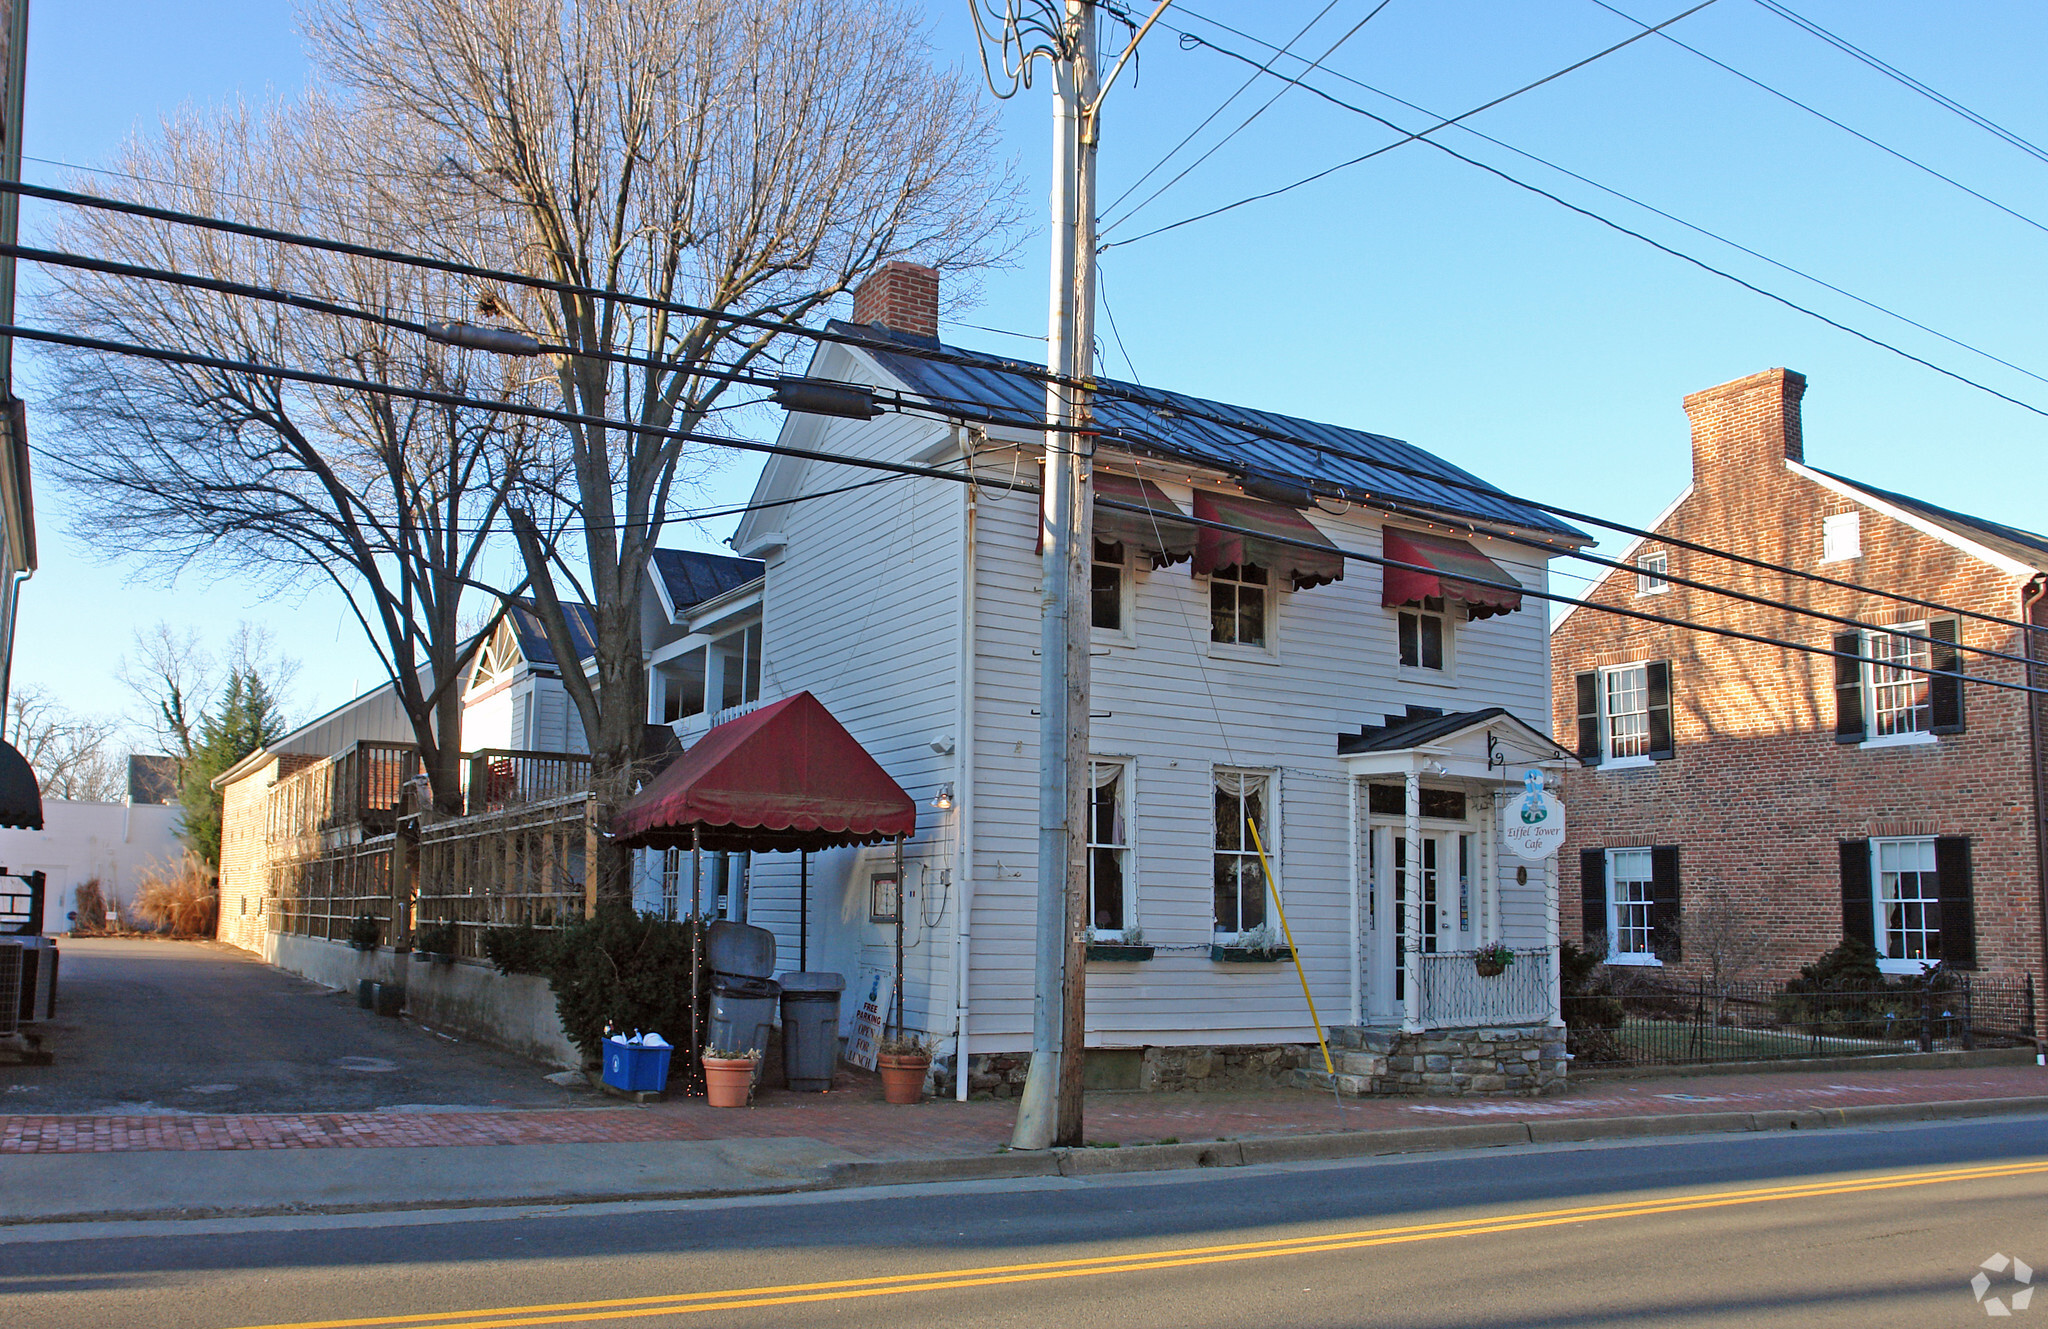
[1594, 661, 1655, 769]
[1821, 512, 1862, 564]
[1635, 551, 1670, 596]
[1087, 755, 1138, 939]
[1870, 837, 1941, 974]
[1213, 766, 1278, 942]
[1205, 565, 1281, 662]
[1604, 847, 1664, 966]
[1090, 541, 1138, 647]
[1395, 597, 1459, 684]
[1859, 621, 1936, 745]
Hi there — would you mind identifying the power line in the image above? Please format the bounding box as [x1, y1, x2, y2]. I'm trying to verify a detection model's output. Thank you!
[1110, 22, 2048, 425]
[21, 316, 2048, 698]
[1584, 0, 2048, 240]
[1752, 0, 2048, 169]
[1102, 0, 1395, 234]
[1170, 3, 2048, 392]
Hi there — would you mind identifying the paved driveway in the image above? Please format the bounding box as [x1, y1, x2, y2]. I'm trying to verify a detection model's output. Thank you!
[5, 938, 598, 1114]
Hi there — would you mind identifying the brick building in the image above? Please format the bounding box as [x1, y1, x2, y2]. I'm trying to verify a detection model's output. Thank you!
[1550, 367, 2048, 991]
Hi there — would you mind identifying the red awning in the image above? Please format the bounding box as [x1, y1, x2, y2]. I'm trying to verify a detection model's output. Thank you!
[1191, 489, 1345, 590]
[613, 692, 915, 853]
[1381, 528, 1524, 620]
[1094, 471, 1196, 568]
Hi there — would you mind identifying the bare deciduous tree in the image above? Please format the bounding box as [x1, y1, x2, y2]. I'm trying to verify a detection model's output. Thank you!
[37, 100, 561, 813]
[7, 684, 125, 801]
[308, 0, 1023, 898]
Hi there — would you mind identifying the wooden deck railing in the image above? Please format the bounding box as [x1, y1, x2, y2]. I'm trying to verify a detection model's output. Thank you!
[464, 749, 595, 816]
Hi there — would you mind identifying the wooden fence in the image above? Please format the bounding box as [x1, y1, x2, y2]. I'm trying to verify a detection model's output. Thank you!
[268, 836, 397, 944]
[413, 795, 593, 960]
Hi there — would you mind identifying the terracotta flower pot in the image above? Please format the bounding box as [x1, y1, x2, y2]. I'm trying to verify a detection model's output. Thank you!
[876, 1053, 931, 1105]
[703, 1056, 756, 1108]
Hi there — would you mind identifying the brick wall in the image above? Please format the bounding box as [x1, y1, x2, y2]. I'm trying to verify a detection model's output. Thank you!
[1552, 368, 2047, 992]
[850, 261, 939, 339]
[214, 753, 320, 953]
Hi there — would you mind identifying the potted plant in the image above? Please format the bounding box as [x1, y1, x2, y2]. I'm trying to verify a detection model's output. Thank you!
[1474, 942, 1516, 978]
[348, 914, 381, 952]
[1085, 925, 1154, 963]
[701, 1044, 761, 1108]
[413, 919, 459, 964]
[1211, 923, 1291, 963]
[876, 1033, 933, 1104]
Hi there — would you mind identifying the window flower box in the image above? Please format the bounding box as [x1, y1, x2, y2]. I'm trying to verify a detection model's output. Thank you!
[1210, 944, 1292, 963]
[1086, 943, 1155, 962]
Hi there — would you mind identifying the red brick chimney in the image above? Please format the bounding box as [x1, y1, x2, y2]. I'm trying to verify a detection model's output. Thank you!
[851, 261, 939, 340]
[1683, 367, 1806, 483]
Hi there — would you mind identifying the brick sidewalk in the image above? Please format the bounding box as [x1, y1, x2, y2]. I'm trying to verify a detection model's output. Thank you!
[4, 1063, 2042, 1157]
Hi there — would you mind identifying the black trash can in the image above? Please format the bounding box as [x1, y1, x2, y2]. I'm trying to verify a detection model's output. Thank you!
[777, 971, 845, 1092]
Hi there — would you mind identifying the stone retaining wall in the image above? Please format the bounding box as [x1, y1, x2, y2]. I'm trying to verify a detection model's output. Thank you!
[1299, 1024, 1567, 1097]
[955, 1043, 1314, 1098]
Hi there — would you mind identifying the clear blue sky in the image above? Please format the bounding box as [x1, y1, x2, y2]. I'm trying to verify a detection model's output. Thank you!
[16, 0, 2048, 736]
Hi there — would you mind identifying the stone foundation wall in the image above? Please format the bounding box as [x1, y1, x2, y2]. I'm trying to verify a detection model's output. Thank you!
[1306, 1025, 1567, 1097]
[954, 1043, 1314, 1098]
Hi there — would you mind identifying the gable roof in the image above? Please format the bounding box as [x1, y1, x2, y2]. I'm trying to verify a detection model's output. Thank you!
[1337, 705, 1562, 758]
[507, 599, 599, 671]
[650, 548, 763, 618]
[840, 322, 1586, 544]
[1809, 467, 2048, 574]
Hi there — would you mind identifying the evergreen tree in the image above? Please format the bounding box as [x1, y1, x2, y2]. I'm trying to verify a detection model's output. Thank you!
[178, 667, 290, 866]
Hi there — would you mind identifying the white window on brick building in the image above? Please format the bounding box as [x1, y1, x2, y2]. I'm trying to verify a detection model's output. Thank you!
[1608, 849, 1656, 959]
[1635, 550, 1669, 595]
[1834, 620, 1963, 744]
[1867, 625, 1931, 737]
[1579, 845, 1681, 965]
[1842, 836, 1973, 974]
[1604, 665, 1650, 759]
[1873, 837, 1939, 965]
[1822, 511, 1861, 563]
[1573, 661, 1676, 766]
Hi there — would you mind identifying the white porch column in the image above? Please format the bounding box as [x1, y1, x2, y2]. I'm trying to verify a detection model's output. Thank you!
[1402, 769, 1422, 1033]
[1482, 789, 1500, 945]
[1544, 847, 1564, 1027]
[1347, 775, 1362, 1027]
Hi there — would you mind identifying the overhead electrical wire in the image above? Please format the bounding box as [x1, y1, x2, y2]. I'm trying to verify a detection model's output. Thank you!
[1751, 0, 2048, 169]
[1101, 0, 1396, 235]
[1583, 0, 2048, 240]
[15, 316, 2046, 700]
[1167, 3, 2048, 392]
[12, 224, 2043, 645]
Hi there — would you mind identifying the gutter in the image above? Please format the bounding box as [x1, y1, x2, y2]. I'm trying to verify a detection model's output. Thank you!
[954, 476, 978, 1100]
[2025, 574, 2048, 1060]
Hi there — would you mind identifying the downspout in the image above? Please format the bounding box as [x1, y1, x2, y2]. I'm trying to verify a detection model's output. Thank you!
[2023, 575, 2048, 1060]
[954, 482, 978, 1100]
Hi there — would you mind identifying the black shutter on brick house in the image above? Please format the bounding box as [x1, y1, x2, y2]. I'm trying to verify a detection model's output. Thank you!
[1580, 848, 1607, 943]
[1934, 837, 1976, 968]
[1575, 672, 1601, 764]
[1929, 620, 1965, 734]
[1646, 661, 1675, 760]
[1649, 844, 1682, 962]
[1839, 839, 1874, 947]
[1833, 632, 1865, 743]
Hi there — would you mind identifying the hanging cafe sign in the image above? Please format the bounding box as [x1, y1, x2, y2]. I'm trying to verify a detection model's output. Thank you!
[1501, 769, 1566, 861]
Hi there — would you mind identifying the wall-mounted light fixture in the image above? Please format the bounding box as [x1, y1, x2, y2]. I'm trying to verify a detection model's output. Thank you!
[932, 782, 955, 811]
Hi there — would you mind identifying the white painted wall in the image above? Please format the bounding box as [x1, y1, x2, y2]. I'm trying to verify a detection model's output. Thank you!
[0, 799, 186, 933]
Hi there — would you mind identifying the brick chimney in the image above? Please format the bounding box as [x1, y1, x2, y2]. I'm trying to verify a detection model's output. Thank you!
[1683, 367, 1806, 483]
[851, 261, 939, 340]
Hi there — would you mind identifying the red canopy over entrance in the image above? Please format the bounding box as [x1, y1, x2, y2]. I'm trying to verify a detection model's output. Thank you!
[1380, 527, 1524, 620]
[613, 692, 916, 853]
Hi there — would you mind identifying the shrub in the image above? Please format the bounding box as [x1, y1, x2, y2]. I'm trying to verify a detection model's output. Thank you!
[482, 920, 559, 976]
[129, 852, 218, 936]
[1560, 939, 1627, 1063]
[542, 907, 705, 1066]
[1774, 938, 1912, 1041]
[72, 879, 108, 934]
[413, 918, 459, 955]
[349, 914, 381, 948]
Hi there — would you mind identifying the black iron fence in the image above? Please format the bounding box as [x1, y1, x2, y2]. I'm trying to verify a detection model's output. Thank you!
[1563, 971, 2038, 1067]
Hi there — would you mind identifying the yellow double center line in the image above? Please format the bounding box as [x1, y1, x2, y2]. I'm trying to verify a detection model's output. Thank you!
[230, 1158, 2048, 1329]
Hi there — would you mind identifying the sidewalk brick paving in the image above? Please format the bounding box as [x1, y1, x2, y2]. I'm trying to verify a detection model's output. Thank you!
[5, 1064, 2042, 1157]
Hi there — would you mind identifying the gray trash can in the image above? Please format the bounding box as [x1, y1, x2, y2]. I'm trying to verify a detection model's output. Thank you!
[707, 974, 781, 1063]
[777, 971, 844, 1092]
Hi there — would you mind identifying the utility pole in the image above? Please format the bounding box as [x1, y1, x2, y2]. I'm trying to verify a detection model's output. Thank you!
[976, 0, 1169, 1154]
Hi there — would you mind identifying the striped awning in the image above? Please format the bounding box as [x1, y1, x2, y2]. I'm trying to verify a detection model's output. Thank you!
[1190, 489, 1345, 590]
[1094, 471, 1196, 568]
[1381, 527, 1523, 620]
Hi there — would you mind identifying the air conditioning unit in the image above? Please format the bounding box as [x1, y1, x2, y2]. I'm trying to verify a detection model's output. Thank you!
[0, 941, 22, 1037]
[18, 938, 56, 1022]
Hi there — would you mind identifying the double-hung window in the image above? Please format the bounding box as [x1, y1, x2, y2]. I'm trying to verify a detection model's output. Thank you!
[1874, 838, 1938, 963]
[1397, 596, 1448, 671]
[1579, 845, 1681, 964]
[1574, 662, 1675, 766]
[1213, 770, 1271, 937]
[1833, 620, 1963, 744]
[1635, 550, 1669, 595]
[1088, 760, 1132, 935]
[660, 848, 682, 920]
[1839, 836, 1975, 973]
[1210, 564, 1268, 647]
[1091, 540, 1127, 633]
[1607, 850, 1656, 959]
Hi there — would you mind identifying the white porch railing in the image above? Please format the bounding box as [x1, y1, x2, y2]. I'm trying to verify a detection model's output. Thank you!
[670, 697, 766, 744]
[1415, 947, 1554, 1028]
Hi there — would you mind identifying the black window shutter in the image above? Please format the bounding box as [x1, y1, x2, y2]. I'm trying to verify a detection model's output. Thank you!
[1838, 839, 1874, 947]
[1649, 844, 1682, 962]
[1575, 672, 1601, 765]
[1929, 620, 1965, 734]
[1833, 632, 1865, 743]
[1646, 661, 1675, 760]
[1580, 848, 1607, 943]
[1934, 837, 1977, 969]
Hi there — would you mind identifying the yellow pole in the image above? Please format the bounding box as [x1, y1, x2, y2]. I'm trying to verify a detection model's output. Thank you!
[1247, 815, 1334, 1077]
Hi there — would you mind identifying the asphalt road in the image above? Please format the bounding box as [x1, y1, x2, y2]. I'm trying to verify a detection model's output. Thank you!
[7, 937, 590, 1113]
[7, 1115, 2046, 1327]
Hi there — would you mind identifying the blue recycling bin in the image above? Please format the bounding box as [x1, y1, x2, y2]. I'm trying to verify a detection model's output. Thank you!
[602, 1037, 675, 1093]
